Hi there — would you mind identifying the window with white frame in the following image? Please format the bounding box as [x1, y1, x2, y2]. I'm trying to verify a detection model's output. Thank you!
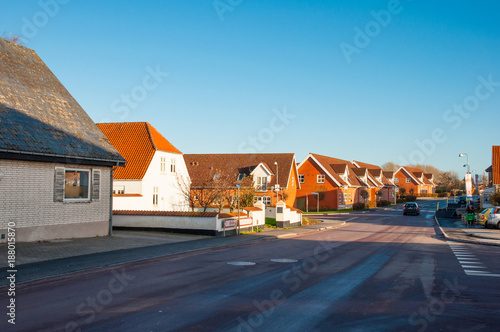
[394, 178, 399, 183]
[64, 169, 90, 200]
[349, 193, 352, 201]
[317, 174, 325, 183]
[171, 158, 176, 173]
[54, 167, 101, 203]
[406, 178, 411, 183]
[113, 185, 125, 194]
[254, 196, 271, 205]
[298, 174, 305, 183]
[160, 157, 166, 173]
[344, 193, 348, 203]
[153, 187, 159, 205]
[339, 192, 342, 204]
[256, 177, 268, 191]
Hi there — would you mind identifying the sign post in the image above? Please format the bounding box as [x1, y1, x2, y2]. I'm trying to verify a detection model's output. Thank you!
[312, 192, 319, 213]
[236, 184, 240, 235]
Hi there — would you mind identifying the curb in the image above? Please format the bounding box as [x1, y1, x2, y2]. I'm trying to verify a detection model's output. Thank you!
[434, 215, 500, 247]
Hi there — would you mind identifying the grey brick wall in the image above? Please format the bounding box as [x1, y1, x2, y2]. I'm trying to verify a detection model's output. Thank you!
[0, 159, 111, 230]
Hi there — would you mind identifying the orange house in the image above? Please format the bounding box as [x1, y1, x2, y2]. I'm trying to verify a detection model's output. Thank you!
[184, 153, 300, 210]
[394, 166, 437, 195]
[353, 161, 397, 203]
[296, 153, 382, 211]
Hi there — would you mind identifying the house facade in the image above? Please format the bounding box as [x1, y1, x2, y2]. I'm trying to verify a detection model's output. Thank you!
[0, 39, 125, 242]
[394, 166, 437, 195]
[296, 153, 380, 211]
[184, 153, 300, 211]
[492, 146, 500, 190]
[97, 122, 189, 211]
[353, 161, 396, 203]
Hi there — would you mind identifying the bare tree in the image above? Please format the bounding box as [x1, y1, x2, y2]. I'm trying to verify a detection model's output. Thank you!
[1, 33, 24, 45]
[381, 162, 400, 172]
[360, 189, 369, 202]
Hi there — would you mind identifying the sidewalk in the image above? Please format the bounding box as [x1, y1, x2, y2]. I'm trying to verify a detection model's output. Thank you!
[434, 216, 500, 246]
[0, 219, 346, 286]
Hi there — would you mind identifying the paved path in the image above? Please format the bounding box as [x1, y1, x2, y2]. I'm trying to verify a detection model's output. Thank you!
[435, 216, 500, 246]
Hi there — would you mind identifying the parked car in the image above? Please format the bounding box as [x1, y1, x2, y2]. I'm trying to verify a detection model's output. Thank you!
[477, 208, 493, 227]
[486, 207, 500, 229]
[403, 202, 420, 216]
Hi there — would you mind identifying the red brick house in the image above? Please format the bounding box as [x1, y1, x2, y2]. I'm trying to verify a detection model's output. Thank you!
[184, 153, 300, 210]
[394, 166, 437, 195]
[296, 153, 381, 211]
[353, 161, 397, 203]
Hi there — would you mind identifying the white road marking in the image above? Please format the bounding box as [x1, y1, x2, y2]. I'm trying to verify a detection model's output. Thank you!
[227, 261, 256, 266]
[271, 259, 298, 263]
[447, 242, 500, 277]
[344, 217, 359, 222]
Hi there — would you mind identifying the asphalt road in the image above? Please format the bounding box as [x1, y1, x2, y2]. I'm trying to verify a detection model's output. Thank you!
[2, 200, 499, 331]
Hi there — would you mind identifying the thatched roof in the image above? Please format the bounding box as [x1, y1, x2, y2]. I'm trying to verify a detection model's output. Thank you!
[0, 39, 125, 166]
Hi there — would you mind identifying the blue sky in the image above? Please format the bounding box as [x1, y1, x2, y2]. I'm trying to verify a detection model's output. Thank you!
[1, 0, 499, 177]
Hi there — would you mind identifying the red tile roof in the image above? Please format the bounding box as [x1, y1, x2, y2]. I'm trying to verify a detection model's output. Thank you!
[113, 210, 218, 217]
[97, 122, 181, 180]
[184, 153, 296, 188]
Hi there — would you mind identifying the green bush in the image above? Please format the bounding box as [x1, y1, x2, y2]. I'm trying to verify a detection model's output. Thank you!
[437, 192, 448, 197]
[396, 198, 406, 204]
[353, 202, 365, 210]
[405, 195, 417, 202]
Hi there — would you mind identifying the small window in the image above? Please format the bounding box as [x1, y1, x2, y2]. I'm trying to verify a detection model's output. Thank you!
[349, 193, 352, 201]
[317, 174, 325, 183]
[113, 185, 125, 194]
[194, 195, 199, 201]
[64, 169, 90, 200]
[394, 178, 399, 183]
[171, 158, 176, 173]
[344, 193, 347, 202]
[237, 173, 245, 181]
[406, 178, 411, 183]
[299, 174, 305, 183]
[160, 157, 166, 172]
[339, 193, 342, 204]
[277, 207, 283, 214]
[153, 187, 159, 205]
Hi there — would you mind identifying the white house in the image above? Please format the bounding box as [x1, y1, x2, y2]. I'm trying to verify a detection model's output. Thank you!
[97, 122, 189, 211]
[0, 39, 125, 242]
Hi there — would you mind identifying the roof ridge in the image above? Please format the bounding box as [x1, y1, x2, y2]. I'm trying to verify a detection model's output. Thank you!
[145, 122, 157, 151]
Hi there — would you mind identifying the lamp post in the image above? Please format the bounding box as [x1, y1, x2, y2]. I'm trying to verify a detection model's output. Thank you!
[459, 153, 470, 174]
[459, 153, 472, 204]
[274, 161, 279, 204]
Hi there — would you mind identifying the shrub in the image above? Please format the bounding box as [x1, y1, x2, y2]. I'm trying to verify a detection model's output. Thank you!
[376, 200, 391, 207]
[366, 201, 376, 209]
[405, 195, 417, 202]
[396, 198, 406, 204]
[353, 202, 365, 210]
[437, 192, 448, 197]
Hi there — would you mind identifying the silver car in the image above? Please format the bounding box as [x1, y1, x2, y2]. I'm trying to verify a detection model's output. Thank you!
[486, 207, 500, 229]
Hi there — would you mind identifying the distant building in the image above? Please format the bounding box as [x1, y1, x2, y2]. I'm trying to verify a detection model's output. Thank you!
[97, 122, 189, 211]
[184, 153, 299, 210]
[394, 166, 437, 195]
[492, 146, 500, 190]
[0, 39, 125, 242]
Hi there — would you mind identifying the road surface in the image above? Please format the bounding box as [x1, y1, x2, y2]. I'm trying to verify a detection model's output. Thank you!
[2, 200, 499, 331]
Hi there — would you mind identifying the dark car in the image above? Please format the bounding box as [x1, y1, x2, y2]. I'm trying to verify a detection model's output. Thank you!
[458, 196, 467, 205]
[403, 202, 420, 215]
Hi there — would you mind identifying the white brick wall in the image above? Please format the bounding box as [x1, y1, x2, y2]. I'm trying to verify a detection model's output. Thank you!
[0, 159, 111, 230]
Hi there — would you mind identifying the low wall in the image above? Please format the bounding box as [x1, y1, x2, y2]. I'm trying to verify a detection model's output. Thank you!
[113, 211, 220, 236]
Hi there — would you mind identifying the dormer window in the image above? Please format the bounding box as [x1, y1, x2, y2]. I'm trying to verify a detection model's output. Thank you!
[237, 173, 245, 181]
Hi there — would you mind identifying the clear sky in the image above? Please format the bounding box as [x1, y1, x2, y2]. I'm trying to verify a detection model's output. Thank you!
[1, 0, 499, 177]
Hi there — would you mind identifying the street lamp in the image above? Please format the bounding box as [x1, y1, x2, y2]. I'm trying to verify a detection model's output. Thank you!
[274, 161, 279, 204]
[459, 153, 470, 173]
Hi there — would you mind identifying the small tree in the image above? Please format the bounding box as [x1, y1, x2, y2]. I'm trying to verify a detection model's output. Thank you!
[490, 190, 500, 206]
[399, 188, 406, 197]
[376, 190, 383, 200]
[409, 188, 414, 195]
[360, 189, 369, 202]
